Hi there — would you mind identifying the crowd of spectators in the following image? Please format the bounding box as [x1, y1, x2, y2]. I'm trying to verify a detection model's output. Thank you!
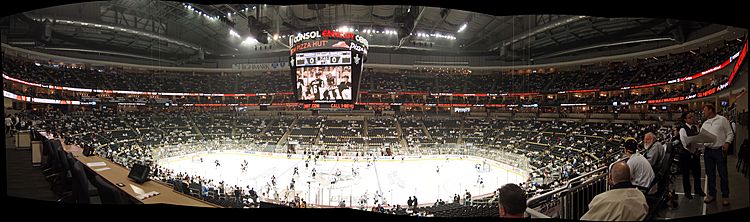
[3, 39, 743, 108]
[21, 106, 682, 214]
[2, 57, 292, 94]
[359, 39, 742, 94]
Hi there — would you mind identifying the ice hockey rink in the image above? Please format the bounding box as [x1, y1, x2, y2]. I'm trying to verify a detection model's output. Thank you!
[157, 150, 526, 207]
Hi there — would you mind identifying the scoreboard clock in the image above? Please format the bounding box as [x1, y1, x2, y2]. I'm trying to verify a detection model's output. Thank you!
[296, 51, 351, 67]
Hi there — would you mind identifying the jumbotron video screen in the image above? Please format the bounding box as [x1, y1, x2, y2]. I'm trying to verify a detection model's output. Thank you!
[295, 65, 352, 101]
[289, 29, 367, 104]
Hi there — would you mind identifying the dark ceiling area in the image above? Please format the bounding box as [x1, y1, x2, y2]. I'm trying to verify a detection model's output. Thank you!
[0, 1, 739, 65]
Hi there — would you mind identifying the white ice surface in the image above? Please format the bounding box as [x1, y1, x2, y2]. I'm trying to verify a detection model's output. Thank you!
[158, 151, 525, 207]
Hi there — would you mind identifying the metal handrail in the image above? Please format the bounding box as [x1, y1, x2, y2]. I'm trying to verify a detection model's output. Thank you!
[526, 207, 551, 218]
[526, 165, 607, 207]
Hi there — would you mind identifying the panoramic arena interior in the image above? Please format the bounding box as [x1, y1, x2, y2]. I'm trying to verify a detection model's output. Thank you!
[3, 1, 748, 220]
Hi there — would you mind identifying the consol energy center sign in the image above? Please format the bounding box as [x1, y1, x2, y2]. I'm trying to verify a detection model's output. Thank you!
[289, 30, 369, 54]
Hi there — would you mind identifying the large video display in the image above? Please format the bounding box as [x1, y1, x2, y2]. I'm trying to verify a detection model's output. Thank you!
[296, 66, 352, 101]
[289, 29, 366, 104]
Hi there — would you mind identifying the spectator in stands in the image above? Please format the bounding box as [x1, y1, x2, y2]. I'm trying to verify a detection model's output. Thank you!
[700, 104, 733, 205]
[12, 114, 20, 132]
[5, 114, 11, 136]
[643, 132, 669, 194]
[497, 183, 528, 218]
[622, 137, 655, 190]
[581, 161, 648, 221]
[642, 132, 665, 171]
[248, 188, 258, 203]
[675, 112, 705, 199]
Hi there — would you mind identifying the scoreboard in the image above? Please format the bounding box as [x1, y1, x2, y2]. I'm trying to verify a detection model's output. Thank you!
[289, 29, 367, 104]
[295, 51, 352, 67]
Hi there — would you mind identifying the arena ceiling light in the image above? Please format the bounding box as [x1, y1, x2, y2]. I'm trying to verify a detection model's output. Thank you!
[229, 29, 241, 38]
[457, 23, 468, 33]
[241, 37, 259, 46]
[337, 26, 353, 33]
[183, 3, 219, 20]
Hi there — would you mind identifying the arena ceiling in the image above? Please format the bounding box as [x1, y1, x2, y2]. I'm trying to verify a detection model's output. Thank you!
[0, 0, 730, 64]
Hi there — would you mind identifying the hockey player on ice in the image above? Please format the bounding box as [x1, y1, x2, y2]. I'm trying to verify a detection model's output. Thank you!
[361, 191, 369, 206]
[374, 191, 384, 205]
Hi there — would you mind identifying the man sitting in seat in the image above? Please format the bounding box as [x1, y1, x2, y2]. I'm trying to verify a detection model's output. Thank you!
[248, 188, 258, 204]
[642, 132, 665, 170]
[581, 161, 648, 221]
[497, 183, 528, 218]
[623, 137, 655, 190]
[642, 132, 669, 194]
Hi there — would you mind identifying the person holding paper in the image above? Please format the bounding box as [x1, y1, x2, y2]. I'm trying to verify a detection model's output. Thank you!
[700, 104, 734, 205]
[675, 112, 705, 199]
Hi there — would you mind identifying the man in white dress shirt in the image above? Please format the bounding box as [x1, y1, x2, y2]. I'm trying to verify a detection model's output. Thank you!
[623, 138, 655, 190]
[700, 104, 733, 205]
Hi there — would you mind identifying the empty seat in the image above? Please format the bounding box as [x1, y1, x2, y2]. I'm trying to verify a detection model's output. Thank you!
[92, 175, 127, 204]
